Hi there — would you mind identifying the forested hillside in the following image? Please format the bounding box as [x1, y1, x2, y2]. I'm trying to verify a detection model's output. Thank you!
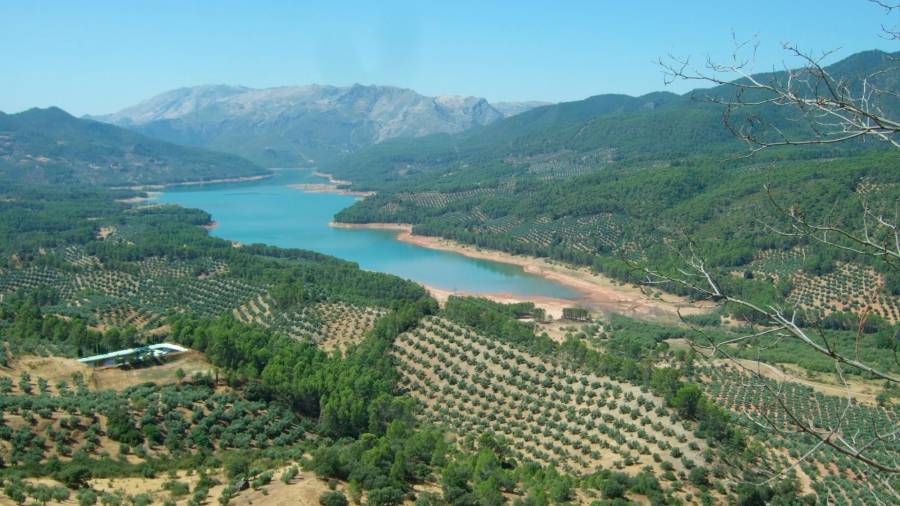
[328, 50, 898, 190]
[338, 152, 899, 327]
[332, 50, 900, 329]
[1, 39, 897, 506]
[4, 179, 882, 504]
[1, 144, 897, 504]
[0, 107, 267, 186]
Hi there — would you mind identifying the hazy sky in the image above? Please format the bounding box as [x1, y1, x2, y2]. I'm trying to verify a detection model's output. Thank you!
[2, 1, 896, 116]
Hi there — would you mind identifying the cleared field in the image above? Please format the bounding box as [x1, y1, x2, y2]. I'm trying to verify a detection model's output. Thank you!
[0, 351, 214, 393]
[744, 247, 808, 278]
[506, 214, 628, 254]
[90, 351, 215, 391]
[0, 356, 90, 395]
[0, 253, 263, 331]
[396, 187, 509, 209]
[0, 250, 386, 353]
[0, 245, 391, 357]
[744, 249, 900, 323]
[10, 464, 337, 506]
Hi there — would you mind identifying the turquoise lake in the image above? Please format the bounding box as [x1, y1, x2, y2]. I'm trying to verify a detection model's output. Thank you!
[158, 169, 579, 299]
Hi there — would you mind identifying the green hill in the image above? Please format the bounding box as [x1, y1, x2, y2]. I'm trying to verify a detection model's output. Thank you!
[328, 50, 898, 190]
[332, 50, 900, 326]
[6, 183, 888, 505]
[0, 107, 268, 186]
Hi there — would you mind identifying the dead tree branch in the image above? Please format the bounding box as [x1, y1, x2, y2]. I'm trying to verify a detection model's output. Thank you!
[659, 31, 899, 153]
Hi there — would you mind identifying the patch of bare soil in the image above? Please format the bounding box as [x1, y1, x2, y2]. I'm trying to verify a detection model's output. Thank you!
[90, 351, 214, 391]
[96, 226, 116, 239]
[0, 351, 214, 393]
[0, 355, 90, 393]
[228, 468, 337, 506]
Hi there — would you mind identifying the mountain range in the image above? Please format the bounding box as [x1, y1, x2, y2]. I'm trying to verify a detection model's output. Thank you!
[327, 50, 900, 190]
[92, 84, 549, 168]
[5, 50, 894, 192]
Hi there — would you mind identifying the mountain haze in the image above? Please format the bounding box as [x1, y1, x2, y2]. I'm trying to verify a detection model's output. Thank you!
[491, 100, 554, 117]
[94, 84, 549, 167]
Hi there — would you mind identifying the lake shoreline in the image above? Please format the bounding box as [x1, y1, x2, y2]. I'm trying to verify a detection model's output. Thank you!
[116, 191, 162, 203]
[284, 171, 376, 197]
[122, 173, 273, 191]
[288, 183, 374, 197]
[331, 222, 713, 321]
[313, 171, 353, 186]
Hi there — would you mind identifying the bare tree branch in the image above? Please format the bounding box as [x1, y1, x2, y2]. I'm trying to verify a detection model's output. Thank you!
[659, 31, 899, 153]
[648, 0, 900, 484]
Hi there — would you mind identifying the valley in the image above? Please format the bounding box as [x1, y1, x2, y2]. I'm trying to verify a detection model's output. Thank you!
[154, 167, 703, 322]
[1, 5, 898, 504]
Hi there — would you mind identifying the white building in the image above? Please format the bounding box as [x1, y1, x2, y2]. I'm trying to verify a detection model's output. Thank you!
[78, 343, 188, 368]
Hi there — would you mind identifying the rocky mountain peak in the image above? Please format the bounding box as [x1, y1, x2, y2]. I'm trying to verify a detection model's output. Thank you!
[92, 84, 548, 166]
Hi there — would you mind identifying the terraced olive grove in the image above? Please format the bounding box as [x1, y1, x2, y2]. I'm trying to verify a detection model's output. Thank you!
[233, 295, 386, 351]
[393, 317, 719, 495]
[703, 365, 899, 505]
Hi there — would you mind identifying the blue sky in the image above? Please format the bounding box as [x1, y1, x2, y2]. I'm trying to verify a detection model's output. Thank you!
[2, 1, 896, 116]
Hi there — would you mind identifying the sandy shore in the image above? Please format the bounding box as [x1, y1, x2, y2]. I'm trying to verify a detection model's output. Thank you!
[424, 284, 586, 321]
[115, 191, 161, 204]
[288, 183, 374, 197]
[202, 221, 220, 230]
[314, 171, 353, 186]
[122, 173, 272, 191]
[288, 171, 375, 197]
[331, 222, 714, 321]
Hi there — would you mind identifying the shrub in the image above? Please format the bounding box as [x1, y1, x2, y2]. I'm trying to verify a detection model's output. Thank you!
[319, 491, 349, 506]
[130, 493, 153, 506]
[601, 474, 630, 499]
[162, 480, 190, 497]
[367, 487, 405, 506]
[224, 454, 251, 479]
[281, 466, 299, 484]
[218, 485, 236, 506]
[57, 465, 92, 489]
[76, 488, 98, 506]
[689, 467, 709, 487]
[251, 471, 273, 490]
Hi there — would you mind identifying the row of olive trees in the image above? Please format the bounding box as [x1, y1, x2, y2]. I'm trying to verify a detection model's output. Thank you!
[644, 0, 899, 489]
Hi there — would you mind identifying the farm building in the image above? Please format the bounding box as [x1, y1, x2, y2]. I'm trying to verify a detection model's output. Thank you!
[78, 343, 188, 368]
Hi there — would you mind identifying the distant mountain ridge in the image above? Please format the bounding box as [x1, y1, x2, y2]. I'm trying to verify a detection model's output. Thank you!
[491, 101, 553, 117]
[0, 107, 266, 186]
[327, 50, 899, 189]
[92, 84, 548, 167]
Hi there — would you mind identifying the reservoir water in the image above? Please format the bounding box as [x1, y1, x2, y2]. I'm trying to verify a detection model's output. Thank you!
[158, 169, 579, 299]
